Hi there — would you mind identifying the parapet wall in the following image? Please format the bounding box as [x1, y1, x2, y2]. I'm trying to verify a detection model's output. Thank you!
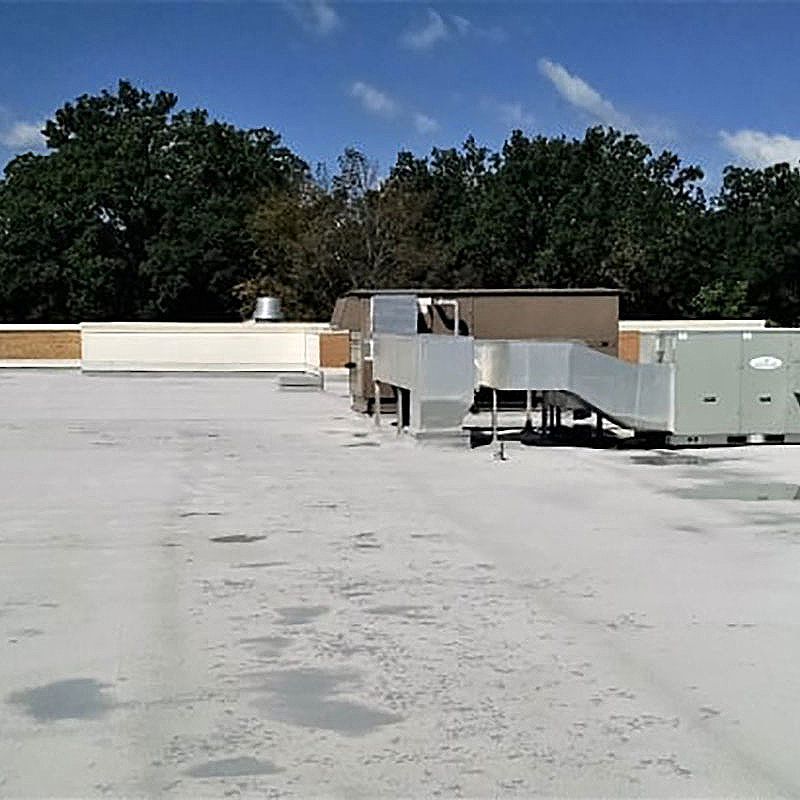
[0, 323, 350, 371]
[0, 324, 82, 367]
[618, 320, 767, 363]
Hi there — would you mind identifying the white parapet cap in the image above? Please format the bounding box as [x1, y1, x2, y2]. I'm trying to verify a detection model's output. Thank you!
[79, 321, 331, 334]
[619, 319, 767, 332]
[0, 323, 81, 331]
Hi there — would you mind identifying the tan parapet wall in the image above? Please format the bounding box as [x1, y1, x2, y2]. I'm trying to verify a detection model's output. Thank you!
[618, 330, 640, 363]
[0, 325, 82, 362]
[319, 331, 350, 368]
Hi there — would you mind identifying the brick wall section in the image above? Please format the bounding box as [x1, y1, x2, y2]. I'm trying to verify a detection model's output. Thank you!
[0, 331, 81, 360]
[618, 330, 640, 363]
[319, 331, 350, 367]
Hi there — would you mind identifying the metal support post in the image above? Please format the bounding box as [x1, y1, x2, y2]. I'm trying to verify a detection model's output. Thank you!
[491, 388, 498, 444]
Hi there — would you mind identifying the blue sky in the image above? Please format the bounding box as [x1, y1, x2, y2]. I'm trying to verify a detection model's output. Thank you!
[2, 2, 800, 191]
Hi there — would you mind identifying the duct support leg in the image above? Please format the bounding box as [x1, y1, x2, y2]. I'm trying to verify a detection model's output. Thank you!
[491, 389, 498, 444]
[395, 387, 402, 436]
[525, 390, 533, 426]
[549, 405, 556, 430]
[555, 407, 562, 429]
[541, 402, 548, 434]
[374, 381, 381, 427]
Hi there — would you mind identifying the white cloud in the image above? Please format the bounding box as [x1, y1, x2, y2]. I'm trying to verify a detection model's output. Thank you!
[402, 8, 448, 49]
[347, 79, 440, 136]
[719, 129, 800, 167]
[413, 112, 439, 134]
[308, 0, 339, 34]
[466, 19, 506, 44]
[401, 9, 504, 50]
[482, 98, 535, 130]
[0, 120, 45, 149]
[348, 82, 437, 136]
[283, 0, 341, 35]
[350, 81, 398, 117]
[538, 58, 630, 129]
[451, 14, 471, 36]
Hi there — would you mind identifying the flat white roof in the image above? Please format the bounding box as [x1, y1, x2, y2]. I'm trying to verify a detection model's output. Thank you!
[1, 370, 798, 795]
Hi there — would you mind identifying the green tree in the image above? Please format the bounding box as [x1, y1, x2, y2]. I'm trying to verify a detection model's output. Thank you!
[238, 182, 355, 321]
[711, 162, 800, 325]
[241, 150, 379, 320]
[0, 80, 305, 321]
[242, 147, 453, 319]
[376, 128, 709, 317]
[476, 128, 708, 316]
[689, 277, 753, 318]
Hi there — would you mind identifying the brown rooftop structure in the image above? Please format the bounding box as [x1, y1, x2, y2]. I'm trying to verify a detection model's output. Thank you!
[332, 287, 621, 412]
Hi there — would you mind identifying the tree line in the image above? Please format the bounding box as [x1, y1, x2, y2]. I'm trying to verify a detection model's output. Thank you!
[1, 81, 799, 324]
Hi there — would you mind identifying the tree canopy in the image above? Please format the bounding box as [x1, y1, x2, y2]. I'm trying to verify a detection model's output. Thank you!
[0, 80, 305, 321]
[2, 81, 800, 324]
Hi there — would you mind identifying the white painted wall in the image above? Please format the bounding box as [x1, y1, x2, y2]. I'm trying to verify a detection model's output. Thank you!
[304, 330, 321, 370]
[620, 319, 767, 331]
[81, 321, 330, 372]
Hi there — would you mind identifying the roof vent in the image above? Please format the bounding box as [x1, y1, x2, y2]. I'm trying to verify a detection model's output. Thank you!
[253, 296, 284, 322]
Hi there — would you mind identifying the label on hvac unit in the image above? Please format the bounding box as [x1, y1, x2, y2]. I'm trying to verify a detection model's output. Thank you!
[748, 355, 783, 370]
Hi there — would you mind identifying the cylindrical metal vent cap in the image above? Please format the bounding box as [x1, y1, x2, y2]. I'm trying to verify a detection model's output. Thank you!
[253, 296, 284, 322]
